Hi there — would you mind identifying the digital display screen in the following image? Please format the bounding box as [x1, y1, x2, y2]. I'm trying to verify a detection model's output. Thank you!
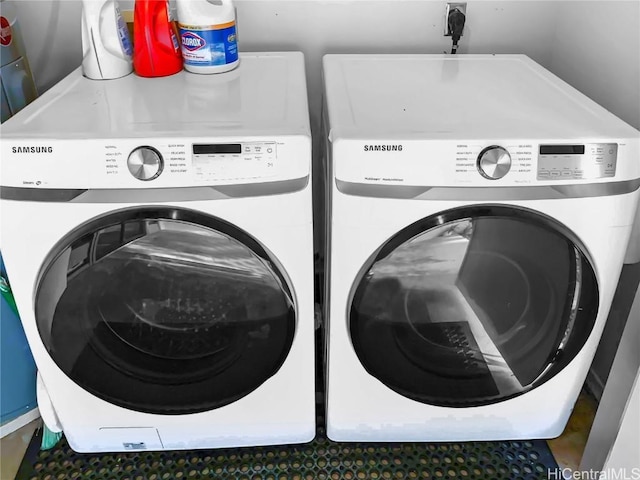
[539, 145, 585, 155]
[193, 144, 242, 155]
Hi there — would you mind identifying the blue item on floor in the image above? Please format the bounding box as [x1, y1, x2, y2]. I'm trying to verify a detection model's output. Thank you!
[40, 424, 63, 451]
[0, 251, 37, 426]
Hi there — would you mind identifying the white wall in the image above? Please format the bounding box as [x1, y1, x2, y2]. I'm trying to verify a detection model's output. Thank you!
[12, 1, 638, 130]
[8, 1, 81, 94]
[10, 1, 639, 124]
[549, 1, 640, 131]
[10, 0, 565, 160]
[232, 0, 561, 134]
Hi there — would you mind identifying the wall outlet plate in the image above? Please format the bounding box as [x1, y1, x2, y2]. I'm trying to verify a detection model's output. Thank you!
[444, 2, 467, 36]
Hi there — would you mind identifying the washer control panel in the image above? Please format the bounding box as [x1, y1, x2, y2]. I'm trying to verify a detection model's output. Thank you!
[192, 142, 277, 182]
[0, 136, 312, 189]
[120, 141, 279, 183]
[537, 143, 617, 180]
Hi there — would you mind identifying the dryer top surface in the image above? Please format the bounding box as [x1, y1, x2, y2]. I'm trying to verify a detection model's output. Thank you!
[322, 54, 639, 141]
[1, 53, 310, 140]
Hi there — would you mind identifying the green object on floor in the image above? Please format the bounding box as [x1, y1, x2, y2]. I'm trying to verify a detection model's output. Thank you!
[0, 276, 18, 315]
[40, 425, 63, 451]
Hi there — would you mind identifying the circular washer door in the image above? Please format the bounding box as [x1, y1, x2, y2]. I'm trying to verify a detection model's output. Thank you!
[349, 205, 599, 407]
[36, 207, 295, 414]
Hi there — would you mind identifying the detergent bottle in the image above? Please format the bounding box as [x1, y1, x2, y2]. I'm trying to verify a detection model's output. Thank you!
[176, 0, 239, 74]
[0, 0, 38, 122]
[133, 0, 183, 77]
[81, 0, 133, 80]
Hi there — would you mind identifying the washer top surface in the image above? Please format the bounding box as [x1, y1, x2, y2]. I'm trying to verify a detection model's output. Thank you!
[1, 52, 310, 139]
[323, 54, 638, 141]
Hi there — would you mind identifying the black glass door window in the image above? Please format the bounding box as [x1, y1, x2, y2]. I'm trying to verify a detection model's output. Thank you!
[36, 208, 295, 414]
[350, 205, 598, 407]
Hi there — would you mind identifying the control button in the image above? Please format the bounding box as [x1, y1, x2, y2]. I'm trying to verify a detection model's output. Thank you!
[267, 147, 273, 154]
[538, 170, 550, 178]
[562, 171, 572, 176]
[477, 146, 511, 180]
[127, 146, 163, 181]
[550, 171, 561, 177]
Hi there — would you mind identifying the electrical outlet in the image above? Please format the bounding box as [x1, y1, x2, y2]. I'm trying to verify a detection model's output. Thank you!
[444, 2, 467, 36]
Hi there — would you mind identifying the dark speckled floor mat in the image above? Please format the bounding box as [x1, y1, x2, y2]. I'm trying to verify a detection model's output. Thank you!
[17, 422, 558, 480]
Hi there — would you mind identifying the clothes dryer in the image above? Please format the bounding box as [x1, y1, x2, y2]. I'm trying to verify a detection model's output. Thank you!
[322, 54, 640, 441]
[0, 52, 315, 452]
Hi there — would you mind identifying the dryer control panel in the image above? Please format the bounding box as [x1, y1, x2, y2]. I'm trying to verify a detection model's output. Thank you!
[537, 143, 617, 180]
[331, 139, 633, 188]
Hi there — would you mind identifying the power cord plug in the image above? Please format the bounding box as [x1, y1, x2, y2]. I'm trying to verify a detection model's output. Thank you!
[448, 7, 466, 54]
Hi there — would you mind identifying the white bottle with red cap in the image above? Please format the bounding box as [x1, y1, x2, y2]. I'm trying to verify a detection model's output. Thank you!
[81, 0, 133, 80]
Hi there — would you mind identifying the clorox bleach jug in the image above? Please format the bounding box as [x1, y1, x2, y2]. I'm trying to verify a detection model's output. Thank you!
[176, 0, 239, 74]
[134, 0, 183, 77]
[81, 0, 133, 80]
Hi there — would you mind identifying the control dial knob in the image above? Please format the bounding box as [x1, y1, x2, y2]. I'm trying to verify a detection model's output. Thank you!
[477, 146, 511, 180]
[127, 146, 163, 181]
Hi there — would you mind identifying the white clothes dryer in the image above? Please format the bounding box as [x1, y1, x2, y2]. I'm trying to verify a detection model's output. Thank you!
[322, 54, 640, 442]
[0, 52, 315, 452]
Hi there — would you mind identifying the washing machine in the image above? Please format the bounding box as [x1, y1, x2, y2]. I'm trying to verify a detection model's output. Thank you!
[0, 52, 316, 452]
[322, 54, 640, 442]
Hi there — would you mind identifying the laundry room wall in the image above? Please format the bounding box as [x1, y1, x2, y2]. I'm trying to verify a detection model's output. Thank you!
[5, 1, 81, 94]
[9, 1, 562, 131]
[548, 1, 640, 131]
[9, 1, 639, 130]
[231, 0, 561, 140]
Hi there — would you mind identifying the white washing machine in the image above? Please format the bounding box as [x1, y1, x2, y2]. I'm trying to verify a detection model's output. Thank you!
[0, 52, 316, 452]
[322, 54, 640, 442]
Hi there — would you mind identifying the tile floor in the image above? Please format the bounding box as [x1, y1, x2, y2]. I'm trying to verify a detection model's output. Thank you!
[0, 392, 597, 479]
[547, 391, 599, 471]
[0, 419, 39, 480]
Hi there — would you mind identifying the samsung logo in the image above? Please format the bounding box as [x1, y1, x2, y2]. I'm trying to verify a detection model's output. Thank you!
[364, 145, 403, 152]
[12, 146, 53, 154]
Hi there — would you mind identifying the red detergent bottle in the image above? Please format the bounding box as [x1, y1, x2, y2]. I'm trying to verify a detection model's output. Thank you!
[133, 0, 183, 77]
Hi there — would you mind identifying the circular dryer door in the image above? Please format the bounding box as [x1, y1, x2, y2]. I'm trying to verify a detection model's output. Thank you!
[36, 208, 295, 414]
[350, 205, 599, 407]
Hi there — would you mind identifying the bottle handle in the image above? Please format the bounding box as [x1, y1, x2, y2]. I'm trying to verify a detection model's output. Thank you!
[205, 0, 233, 7]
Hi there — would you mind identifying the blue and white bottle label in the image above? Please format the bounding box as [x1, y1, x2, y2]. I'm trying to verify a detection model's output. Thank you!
[115, 4, 133, 57]
[179, 22, 238, 67]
